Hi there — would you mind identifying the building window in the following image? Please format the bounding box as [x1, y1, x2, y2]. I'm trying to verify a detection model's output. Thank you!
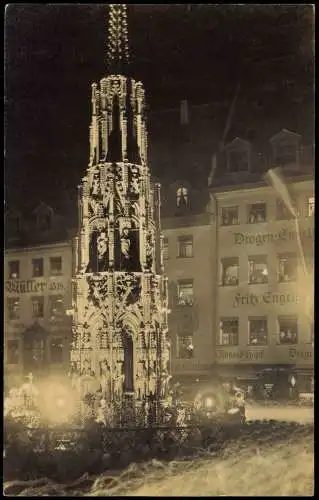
[177, 335, 194, 358]
[177, 187, 188, 207]
[228, 150, 249, 172]
[8, 260, 20, 279]
[50, 338, 63, 364]
[221, 258, 239, 286]
[32, 296, 44, 318]
[32, 258, 44, 277]
[7, 340, 19, 364]
[218, 318, 239, 346]
[278, 253, 298, 282]
[163, 238, 169, 260]
[38, 212, 51, 231]
[177, 279, 194, 306]
[178, 236, 193, 258]
[221, 206, 239, 226]
[275, 143, 297, 165]
[278, 316, 298, 345]
[50, 256, 62, 276]
[247, 203, 266, 223]
[307, 196, 315, 217]
[248, 255, 268, 284]
[276, 199, 294, 220]
[49, 295, 64, 318]
[249, 317, 268, 345]
[7, 298, 20, 320]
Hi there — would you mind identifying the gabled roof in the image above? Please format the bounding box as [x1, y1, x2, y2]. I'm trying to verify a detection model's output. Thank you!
[32, 201, 54, 215]
[269, 128, 302, 143]
[224, 137, 251, 149]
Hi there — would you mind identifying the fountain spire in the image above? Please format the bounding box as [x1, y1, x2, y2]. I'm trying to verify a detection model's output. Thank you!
[106, 4, 130, 74]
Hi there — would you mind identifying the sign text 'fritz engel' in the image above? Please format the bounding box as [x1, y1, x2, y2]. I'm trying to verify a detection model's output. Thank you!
[233, 291, 300, 308]
[234, 227, 314, 246]
[5, 279, 64, 294]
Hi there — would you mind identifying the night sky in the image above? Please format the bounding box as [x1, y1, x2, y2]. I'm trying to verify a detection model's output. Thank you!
[5, 4, 314, 211]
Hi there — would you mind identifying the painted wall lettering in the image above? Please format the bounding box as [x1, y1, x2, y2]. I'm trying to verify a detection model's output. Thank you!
[234, 227, 314, 246]
[233, 291, 300, 308]
[216, 349, 264, 361]
[289, 348, 313, 360]
[5, 280, 64, 294]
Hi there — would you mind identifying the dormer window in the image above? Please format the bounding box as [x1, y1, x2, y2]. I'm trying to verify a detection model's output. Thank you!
[177, 187, 188, 207]
[275, 142, 297, 165]
[270, 129, 301, 167]
[229, 150, 249, 172]
[38, 212, 51, 231]
[225, 138, 251, 173]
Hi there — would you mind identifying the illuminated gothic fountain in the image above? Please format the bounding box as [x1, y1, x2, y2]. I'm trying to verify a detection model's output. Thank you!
[70, 5, 170, 425]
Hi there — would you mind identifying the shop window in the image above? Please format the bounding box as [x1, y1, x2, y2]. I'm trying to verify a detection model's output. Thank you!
[228, 149, 249, 172]
[163, 238, 169, 260]
[178, 236, 193, 258]
[248, 255, 268, 284]
[218, 318, 239, 346]
[177, 187, 188, 207]
[221, 258, 239, 286]
[221, 206, 239, 226]
[32, 296, 44, 318]
[7, 340, 19, 364]
[50, 257, 62, 276]
[7, 298, 20, 320]
[248, 317, 268, 345]
[49, 295, 64, 318]
[177, 279, 194, 306]
[277, 316, 298, 345]
[50, 338, 64, 364]
[247, 203, 266, 223]
[8, 260, 20, 279]
[177, 335, 194, 359]
[278, 253, 298, 282]
[32, 258, 44, 277]
[307, 196, 315, 217]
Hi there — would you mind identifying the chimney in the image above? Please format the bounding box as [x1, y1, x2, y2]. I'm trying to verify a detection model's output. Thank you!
[180, 99, 189, 125]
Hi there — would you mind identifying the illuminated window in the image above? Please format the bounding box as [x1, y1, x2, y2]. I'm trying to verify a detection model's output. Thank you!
[7, 298, 20, 320]
[32, 296, 44, 318]
[177, 279, 194, 306]
[248, 255, 268, 284]
[278, 253, 298, 282]
[32, 258, 44, 277]
[178, 236, 193, 258]
[50, 256, 62, 276]
[247, 203, 266, 223]
[248, 317, 268, 345]
[218, 318, 239, 346]
[221, 206, 239, 226]
[7, 340, 19, 364]
[221, 258, 239, 286]
[8, 260, 20, 279]
[50, 338, 63, 364]
[49, 295, 64, 318]
[177, 187, 188, 207]
[277, 316, 298, 345]
[177, 335, 194, 359]
[163, 238, 169, 260]
[307, 196, 315, 217]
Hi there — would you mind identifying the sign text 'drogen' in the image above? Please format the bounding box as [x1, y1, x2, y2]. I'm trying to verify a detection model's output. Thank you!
[234, 227, 314, 246]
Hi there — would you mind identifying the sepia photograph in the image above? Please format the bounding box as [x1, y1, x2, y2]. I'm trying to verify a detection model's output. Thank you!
[4, 3, 314, 496]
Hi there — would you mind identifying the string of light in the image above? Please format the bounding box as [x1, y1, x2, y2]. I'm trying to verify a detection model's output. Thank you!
[106, 4, 130, 72]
